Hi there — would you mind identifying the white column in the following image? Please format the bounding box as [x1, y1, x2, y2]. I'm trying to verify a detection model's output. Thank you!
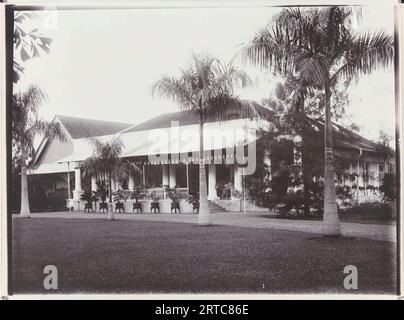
[128, 174, 135, 190]
[169, 164, 176, 188]
[162, 164, 169, 187]
[357, 160, 363, 187]
[91, 176, 97, 192]
[111, 177, 117, 192]
[234, 165, 242, 192]
[208, 164, 217, 200]
[73, 162, 83, 210]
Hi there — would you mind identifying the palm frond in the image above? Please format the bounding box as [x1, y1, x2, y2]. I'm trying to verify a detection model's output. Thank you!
[112, 160, 141, 180]
[151, 75, 197, 112]
[331, 30, 394, 83]
[28, 120, 66, 143]
[203, 97, 270, 123]
[152, 52, 258, 123]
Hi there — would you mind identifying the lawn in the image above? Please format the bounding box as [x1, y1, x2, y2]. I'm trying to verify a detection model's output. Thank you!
[12, 218, 396, 294]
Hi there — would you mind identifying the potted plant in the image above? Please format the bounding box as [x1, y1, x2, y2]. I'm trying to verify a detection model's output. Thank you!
[96, 181, 109, 212]
[150, 191, 160, 213]
[222, 182, 232, 199]
[215, 183, 224, 199]
[187, 193, 199, 214]
[80, 190, 99, 213]
[131, 185, 147, 213]
[166, 187, 180, 213]
[113, 189, 130, 213]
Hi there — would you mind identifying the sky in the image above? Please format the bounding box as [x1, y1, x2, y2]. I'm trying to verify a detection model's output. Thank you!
[15, 3, 396, 143]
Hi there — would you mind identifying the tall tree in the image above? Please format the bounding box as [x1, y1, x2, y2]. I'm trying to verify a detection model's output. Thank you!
[81, 137, 141, 220]
[12, 85, 65, 217]
[152, 53, 263, 225]
[243, 6, 394, 236]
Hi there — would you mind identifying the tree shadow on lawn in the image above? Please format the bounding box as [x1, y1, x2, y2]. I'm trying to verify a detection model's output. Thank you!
[11, 218, 397, 295]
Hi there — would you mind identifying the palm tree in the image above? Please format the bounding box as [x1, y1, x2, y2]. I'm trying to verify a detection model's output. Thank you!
[243, 6, 394, 236]
[81, 136, 141, 220]
[12, 85, 66, 217]
[152, 53, 263, 225]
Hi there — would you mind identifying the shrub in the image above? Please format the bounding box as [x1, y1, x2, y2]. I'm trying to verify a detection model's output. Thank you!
[29, 186, 49, 212]
[131, 185, 147, 202]
[339, 202, 395, 219]
[113, 189, 131, 203]
[80, 190, 99, 204]
[166, 188, 180, 202]
[48, 190, 68, 211]
[380, 173, 396, 202]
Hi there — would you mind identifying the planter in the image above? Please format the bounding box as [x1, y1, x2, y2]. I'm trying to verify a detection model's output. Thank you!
[123, 201, 132, 213]
[140, 199, 152, 213]
[179, 199, 193, 213]
[158, 199, 172, 213]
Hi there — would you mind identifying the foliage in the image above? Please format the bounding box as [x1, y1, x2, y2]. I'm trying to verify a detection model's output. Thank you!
[131, 185, 147, 202]
[152, 53, 267, 220]
[13, 12, 52, 83]
[243, 6, 394, 223]
[28, 184, 49, 212]
[339, 202, 395, 219]
[243, 7, 394, 91]
[12, 85, 66, 215]
[81, 137, 141, 202]
[113, 189, 132, 203]
[380, 173, 396, 202]
[166, 188, 181, 202]
[232, 189, 244, 199]
[150, 191, 159, 202]
[47, 191, 68, 211]
[80, 190, 99, 204]
[152, 53, 264, 123]
[95, 181, 108, 203]
[12, 85, 65, 158]
[377, 130, 393, 147]
[187, 194, 199, 205]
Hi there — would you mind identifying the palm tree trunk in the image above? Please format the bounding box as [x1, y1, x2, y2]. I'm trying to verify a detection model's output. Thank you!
[108, 172, 115, 220]
[323, 81, 341, 236]
[301, 131, 310, 217]
[20, 146, 31, 217]
[198, 121, 212, 225]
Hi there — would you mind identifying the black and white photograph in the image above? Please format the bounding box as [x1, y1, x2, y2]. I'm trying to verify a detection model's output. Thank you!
[1, 0, 401, 298]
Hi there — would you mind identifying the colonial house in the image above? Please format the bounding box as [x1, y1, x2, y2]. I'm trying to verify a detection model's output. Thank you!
[27, 110, 395, 213]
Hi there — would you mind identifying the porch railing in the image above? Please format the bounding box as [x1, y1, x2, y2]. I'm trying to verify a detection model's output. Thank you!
[146, 187, 189, 199]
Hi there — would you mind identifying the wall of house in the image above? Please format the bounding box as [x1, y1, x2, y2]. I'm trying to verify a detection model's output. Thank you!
[36, 137, 74, 165]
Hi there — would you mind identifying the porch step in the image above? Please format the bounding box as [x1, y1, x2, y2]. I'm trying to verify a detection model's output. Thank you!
[208, 200, 227, 212]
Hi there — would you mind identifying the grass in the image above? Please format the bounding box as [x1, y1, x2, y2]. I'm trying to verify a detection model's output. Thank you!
[12, 218, 396, 294]
[272, 215, 395, 225]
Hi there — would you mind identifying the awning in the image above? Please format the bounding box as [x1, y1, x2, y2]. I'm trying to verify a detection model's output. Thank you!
[57, 119, 258, 165]
[27, 162, 73, 175]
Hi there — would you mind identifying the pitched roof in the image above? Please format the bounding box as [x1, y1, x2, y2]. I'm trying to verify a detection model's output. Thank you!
[307, 118, 393, 154]
[122, 111, 200, 133]
[57, 115, 133, 139]
[121, 101, 271, 133]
